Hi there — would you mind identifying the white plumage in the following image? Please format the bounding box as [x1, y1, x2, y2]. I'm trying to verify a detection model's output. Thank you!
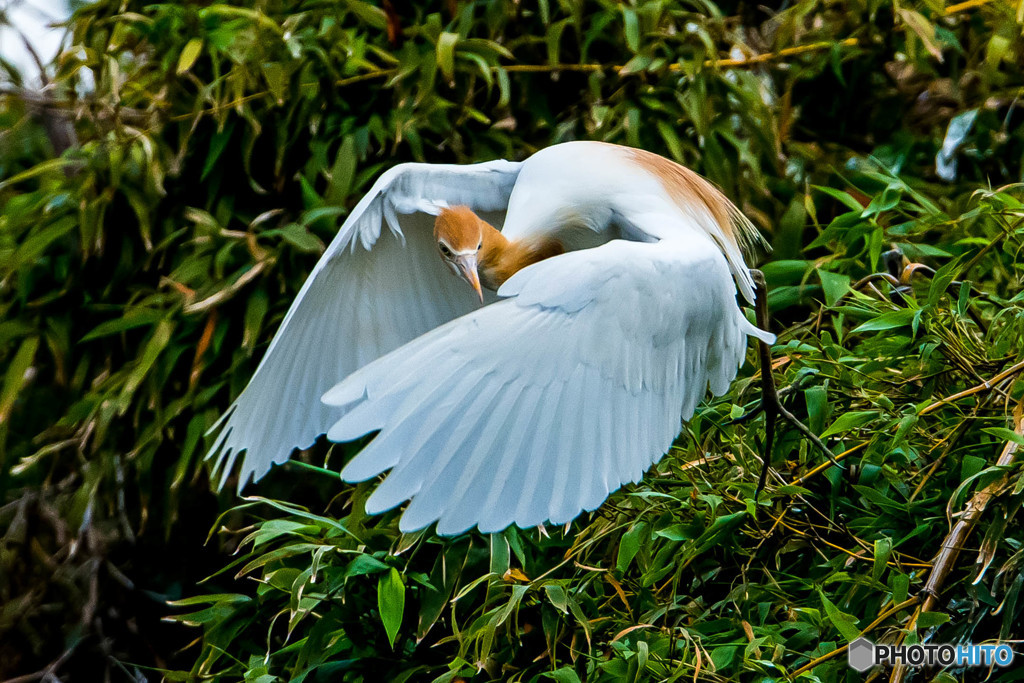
[207, 141, 773, 534]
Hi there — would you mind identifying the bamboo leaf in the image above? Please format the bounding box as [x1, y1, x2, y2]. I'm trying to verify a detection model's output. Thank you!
[819, 591, 861, 642]
[0, 337, 39, 425]
[437, 32, 459, 81]
[820, 410, 877, 438]
[378, 567, 405, 649]
[81, 309, 164, 342]
[177, 38, 204, 75]
[119, 320, 174, 407]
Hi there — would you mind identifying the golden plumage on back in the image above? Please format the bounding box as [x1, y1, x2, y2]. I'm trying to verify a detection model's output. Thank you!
[622, 145, 764, 256]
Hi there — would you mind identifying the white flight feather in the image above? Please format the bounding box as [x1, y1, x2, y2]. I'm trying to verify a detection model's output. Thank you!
[205, 160, 522, 490]
[324, 231, 773, 534]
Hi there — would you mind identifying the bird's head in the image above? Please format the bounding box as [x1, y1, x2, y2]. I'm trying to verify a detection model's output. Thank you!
[434, 206, 486, 302]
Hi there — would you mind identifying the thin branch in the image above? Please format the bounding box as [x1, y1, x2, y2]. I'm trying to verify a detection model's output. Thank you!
[943, 0, 995, 14]
[504, 38, 861, 75]
[708, 37, 858, 68]
[918, 359, 1024, 415]
[18, 28, 50, 86]
[791, 441, 869, 487]
[1, 642, 78, 683]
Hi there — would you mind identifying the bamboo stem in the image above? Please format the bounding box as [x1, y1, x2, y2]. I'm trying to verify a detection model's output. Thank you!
[918, 359, 1024, 415]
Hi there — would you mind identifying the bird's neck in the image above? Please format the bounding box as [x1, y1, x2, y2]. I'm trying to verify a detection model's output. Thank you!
[478, 222, 564, 290]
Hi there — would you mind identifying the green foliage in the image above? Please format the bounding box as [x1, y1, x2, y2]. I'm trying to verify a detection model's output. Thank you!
[2, 0, 1024, 680]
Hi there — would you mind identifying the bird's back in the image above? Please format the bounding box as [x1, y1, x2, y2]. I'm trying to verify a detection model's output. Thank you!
[500, 141, 759, 301]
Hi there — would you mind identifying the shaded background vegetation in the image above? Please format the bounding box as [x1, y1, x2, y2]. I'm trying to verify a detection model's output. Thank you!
[1, 0, 1023, 680]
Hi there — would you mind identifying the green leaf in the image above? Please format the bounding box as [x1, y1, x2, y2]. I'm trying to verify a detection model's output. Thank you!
[622, 7, 640, 52]
[0, 158, 73, 191]
[262, 62, 287, 102]
[542, 668, 582, 683]
[243, 519, 320, 548]
[241, 496, 358, 539]
[378, 567, 405, 649]
[982, 427, 1024, 448]
[897, 8, 944, 62]
[916, 611, 950, 628]
[891, 573, 910, 605]
[926, 259, 960, 307]
[619, 54, 653, 75]
[805, 385, 829, 435]
[489, 534, 510, 576]
[760, 260, 810, 285]
[960, 454, 987, 482]
[166, 593, 252, 608]
[13, 216, 76, 267]
[437, 32, 459, 81]
[0, 337, 39, 425]
[898, 242, 952, 259]
[202, 123, 235, 181]
[656, 120, 685, 162]
[812, 186, 864, 211]
[819, 591, 861, 642]
[119, 320, 174, 407]
[346, 1, 387, 28]
[345, 554, 390, 577]
[861, 187, 902, 218]
[81, 309, 164, 342]
[545, 584, 569, 613]
[276, 224, 323, 253]
[617, 522, 646, 572]
[817, 269, 851, 307]
[242, 288, 269, 352]
[820, 411, 877, 438]
[873, 537, 892, 582]
[326, 137, 357, 206]
[851, 309, 916, 333]
[868, 226, 884, 271]
[177, 38, 203, 75]
[853, 485, 909, 514]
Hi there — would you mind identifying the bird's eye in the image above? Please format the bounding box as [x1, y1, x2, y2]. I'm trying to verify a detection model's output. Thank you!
[439, 243, 452, 256]
[477, 241, 483, 250]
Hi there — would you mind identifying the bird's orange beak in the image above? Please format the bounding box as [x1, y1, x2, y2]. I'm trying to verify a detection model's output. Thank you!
[453, 253, 484, 303]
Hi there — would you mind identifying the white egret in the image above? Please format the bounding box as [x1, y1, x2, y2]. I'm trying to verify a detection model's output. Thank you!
[207, 141, 774, 535]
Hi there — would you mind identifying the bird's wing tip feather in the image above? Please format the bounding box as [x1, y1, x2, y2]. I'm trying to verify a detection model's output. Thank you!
[321, 380, 368, 408]
[742, 316, 775, 345]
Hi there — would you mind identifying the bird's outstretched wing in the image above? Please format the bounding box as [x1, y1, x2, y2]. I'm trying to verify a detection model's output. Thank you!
[322, 234, 774, 535]
[207, 160, 522, 490]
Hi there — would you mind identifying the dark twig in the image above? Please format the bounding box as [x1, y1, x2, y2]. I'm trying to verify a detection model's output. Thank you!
[1, 642, 77, 683]
[18, 26, 51, 85]
[727, 371, 819, 425]
[751, 270, 843, 499]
